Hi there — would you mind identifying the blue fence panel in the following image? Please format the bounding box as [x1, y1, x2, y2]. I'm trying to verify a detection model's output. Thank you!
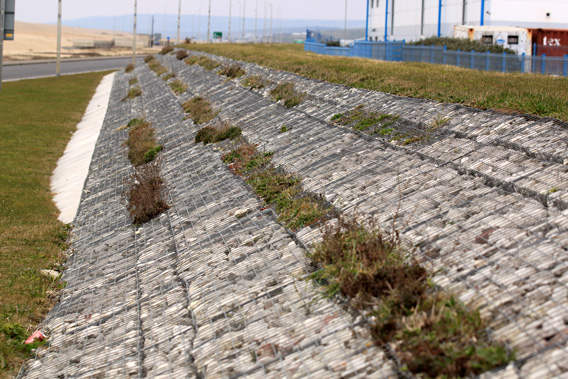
[304, 40, 567, 77]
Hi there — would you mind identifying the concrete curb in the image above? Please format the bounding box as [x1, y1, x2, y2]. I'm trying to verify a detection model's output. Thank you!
[51, 72, 116, 224]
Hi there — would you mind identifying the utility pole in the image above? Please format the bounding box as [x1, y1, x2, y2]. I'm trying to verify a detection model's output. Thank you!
[56, 0, 62, 76]
[151, 15, 154, 47]
[207, 0, 211, 42]
[177, 0, 181, 44]
[263, 0, 266, 43]
[242, 0, 246, 41]
[344, 0, 347, 43]
[254, 0, 258, 43]
[132, 0, 137, 65]
[269, 2, 272, 44]
[228, 0, 232, 42]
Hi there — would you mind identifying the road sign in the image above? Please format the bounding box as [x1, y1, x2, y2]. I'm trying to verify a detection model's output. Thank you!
[213, 31, 222, 40]
[4, 0, 14, 40]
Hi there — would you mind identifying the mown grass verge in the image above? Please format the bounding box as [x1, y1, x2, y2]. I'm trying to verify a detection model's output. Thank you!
[311, 215, 515, 377]
[181, 43, 568, 121]
[123, 119, 169, 225]
[0, 71, 111, 377]
[182, 96, 216, 124]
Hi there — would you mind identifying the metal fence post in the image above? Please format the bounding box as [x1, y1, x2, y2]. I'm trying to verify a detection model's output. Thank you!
[502, 52, 506, 73]
[457, 49, 460, 67]
[485, 51, 490, 71]
[541, 54, 546, 75]
[470, 50, 474, 70]
[564, 55, 568, 77]
[443, 45, 447, 65]
[521, 52, 525, 73]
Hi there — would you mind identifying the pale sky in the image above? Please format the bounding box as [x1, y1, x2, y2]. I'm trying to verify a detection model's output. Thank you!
[15, 0, 366, 23]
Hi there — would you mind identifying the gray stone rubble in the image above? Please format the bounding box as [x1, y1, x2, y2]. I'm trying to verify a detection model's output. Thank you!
[19, 50, 568, 378]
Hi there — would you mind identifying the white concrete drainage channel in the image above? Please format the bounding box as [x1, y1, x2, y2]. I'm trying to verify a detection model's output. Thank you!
[51, 72, 115, 224]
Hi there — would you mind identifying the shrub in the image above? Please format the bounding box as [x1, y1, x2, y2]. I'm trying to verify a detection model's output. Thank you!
[218, 63, 246, 79]
[182, 97, 216, 124]
[176, 49, 189, 60]
[241, 75, 270, 90]
[326, 40, 340, 47]
[270, 82, 306, 108]
[125, 161, 170, 224]
[144, 54, 155, 63]
[195, 122, 242, 144]
[408, 37, 516, 54]
[125, 63, 135, 73]
[160, 45, 174, 55]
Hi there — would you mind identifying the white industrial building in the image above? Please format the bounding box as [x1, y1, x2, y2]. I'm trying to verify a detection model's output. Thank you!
[366, 0, 568, 42]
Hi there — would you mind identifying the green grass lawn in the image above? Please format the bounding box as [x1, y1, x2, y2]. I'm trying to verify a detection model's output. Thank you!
[182, 43, 568, 121]
[0, 71, 111, 377]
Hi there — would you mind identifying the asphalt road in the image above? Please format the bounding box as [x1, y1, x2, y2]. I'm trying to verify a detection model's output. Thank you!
[2, 56, 141, 82]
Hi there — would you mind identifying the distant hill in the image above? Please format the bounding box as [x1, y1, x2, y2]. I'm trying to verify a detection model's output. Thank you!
[59, 14, 365, 42]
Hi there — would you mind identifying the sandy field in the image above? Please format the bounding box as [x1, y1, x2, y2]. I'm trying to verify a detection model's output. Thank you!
[3, 21, 157, 61]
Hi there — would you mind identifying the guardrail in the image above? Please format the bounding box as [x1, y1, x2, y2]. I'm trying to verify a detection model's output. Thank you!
[305, 40, 568, 77]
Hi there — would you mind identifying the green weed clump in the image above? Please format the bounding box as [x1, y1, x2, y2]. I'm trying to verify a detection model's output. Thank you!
[152, 64, 168, 77]
[160, 45, 174, 55]
[270, 82, 306, 108]
[182, 97, 216, 124]
[125, 63, 135, 73]
[128, 77, 138, 86]
[185, 55, 221, 70]
[311, 214, 515, 378]
[222, 143, 331, 230]
[331, 105, 399, 134]
[124, 86, 142, 100]
[144, 54, 155, 63]
[218, 63, 246, 79]
[126, 119, 163, 166]
[162, 73, 175, 81]
[195, 122, 242, 144]
[241, 75, 269, 90]
[169, 79, 187, 95]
